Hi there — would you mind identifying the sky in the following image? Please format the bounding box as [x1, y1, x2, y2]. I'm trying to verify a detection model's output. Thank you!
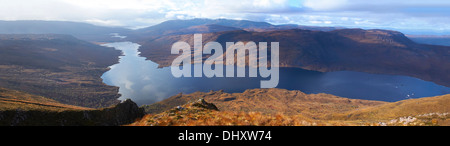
[0, 0, 449, 34]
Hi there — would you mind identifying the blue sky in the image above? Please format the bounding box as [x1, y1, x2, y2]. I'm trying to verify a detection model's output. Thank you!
[0, 0, 449, 34]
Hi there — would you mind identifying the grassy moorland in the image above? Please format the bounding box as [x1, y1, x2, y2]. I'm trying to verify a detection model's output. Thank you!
[0, 87, 92, 111]
[135, 88, 449, 126]
[0, 34, 121, 108]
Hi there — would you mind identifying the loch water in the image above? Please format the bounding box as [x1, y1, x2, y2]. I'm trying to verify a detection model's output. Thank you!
[101, 42, 450, 105]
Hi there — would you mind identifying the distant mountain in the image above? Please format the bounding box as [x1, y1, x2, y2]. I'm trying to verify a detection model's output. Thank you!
[0, 20, 131, 41]
[159, 24, 241, 35]
[137, 28, 450, 87]
[408, 35, 450, 46]
[0, 34, 118, 69]
[136, 18, 272, 34]
[130, 18, 342, 40]
[0, 34, 121, 108]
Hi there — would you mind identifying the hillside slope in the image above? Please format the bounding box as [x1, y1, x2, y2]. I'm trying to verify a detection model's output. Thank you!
[0, 87, 92, 111]
[137, 28, 450, 87]
[138, 88, 449, 126]
[0, 34, 121, 108]
[143, 88, 386, 118]
[337, 94, 450, 120]
[0, 87, 145, 126]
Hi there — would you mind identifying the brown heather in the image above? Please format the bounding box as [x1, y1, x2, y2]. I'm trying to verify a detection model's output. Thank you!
[136, 89, 449, 126]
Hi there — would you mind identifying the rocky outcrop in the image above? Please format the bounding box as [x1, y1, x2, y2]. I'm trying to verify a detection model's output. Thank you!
[191, 99, 219, 111]
[143, 88, 387, 120]
[81, 99, 146, 126]
[0, 99, 145, 126]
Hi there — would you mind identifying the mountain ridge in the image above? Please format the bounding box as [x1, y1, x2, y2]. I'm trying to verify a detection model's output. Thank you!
[135, 26, 450, 87]
[129, 18, 343, 41]
[0, 20, 131, 41]
[0, 18, 448, 126]
[143, 88, 387, 117]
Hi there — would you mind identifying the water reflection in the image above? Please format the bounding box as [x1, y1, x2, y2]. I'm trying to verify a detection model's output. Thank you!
[101, 42, 450, 105]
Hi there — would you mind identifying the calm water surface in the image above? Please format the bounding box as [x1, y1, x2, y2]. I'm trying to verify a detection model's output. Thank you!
[101, 42, 450, 105]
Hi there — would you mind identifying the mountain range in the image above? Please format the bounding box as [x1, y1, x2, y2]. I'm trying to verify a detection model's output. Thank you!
[0, 18, 448, 126]
[134, 18, 340, 34]
[128, 18, 342, 41]
[133, 21, 450, 87]
[408, 35, 450, 46]
[0, 20, 131, 42]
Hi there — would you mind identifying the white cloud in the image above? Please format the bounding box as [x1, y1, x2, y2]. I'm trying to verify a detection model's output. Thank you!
[302, 0, 450, 13]
[0, 0, 449, 33]
[85, 19, 123, 26]
[0, 0, 88, 20]
[303, 0, 348, 11]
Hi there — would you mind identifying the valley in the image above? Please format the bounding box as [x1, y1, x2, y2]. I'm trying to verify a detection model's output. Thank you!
[0, 19, 448, 126]
[101, 41, 450, 106]
[134, 27, 450, 87]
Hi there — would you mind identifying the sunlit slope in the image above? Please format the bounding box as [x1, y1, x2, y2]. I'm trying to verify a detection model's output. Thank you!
[336, 94, 450, 120]
[0, 87, 92, 111]
[139, 88, 449, 126]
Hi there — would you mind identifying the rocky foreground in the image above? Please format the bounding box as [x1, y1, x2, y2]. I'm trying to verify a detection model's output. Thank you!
[136, 88, 449, 126]
[0, 87, 145, 126]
